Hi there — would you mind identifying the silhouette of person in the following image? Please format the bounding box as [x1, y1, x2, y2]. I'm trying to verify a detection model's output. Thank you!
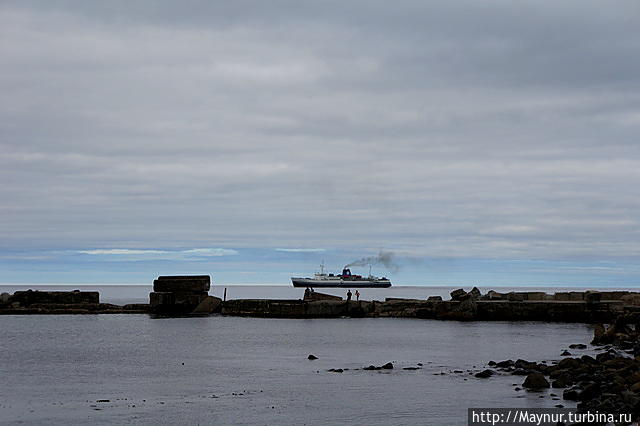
[355, 290, 360, 301]
[347, 289, 352, 301]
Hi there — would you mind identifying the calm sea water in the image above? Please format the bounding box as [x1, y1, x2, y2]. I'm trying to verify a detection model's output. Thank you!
[0, 285, 603, 424]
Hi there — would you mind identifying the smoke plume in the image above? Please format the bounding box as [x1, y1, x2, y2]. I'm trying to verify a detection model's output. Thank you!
[344, 251, 399, 273]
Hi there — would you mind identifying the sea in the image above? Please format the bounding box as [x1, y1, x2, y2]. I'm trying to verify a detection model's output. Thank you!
[0, 284, 616, 425]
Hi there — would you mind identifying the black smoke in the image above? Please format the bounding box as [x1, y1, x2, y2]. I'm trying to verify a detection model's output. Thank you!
[344, 251, 399, 273]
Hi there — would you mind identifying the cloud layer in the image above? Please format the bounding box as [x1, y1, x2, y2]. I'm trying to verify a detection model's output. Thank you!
[2, 1, 640, 262]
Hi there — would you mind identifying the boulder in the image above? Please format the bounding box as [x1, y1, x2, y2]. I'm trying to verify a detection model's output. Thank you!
[552, 376, 572, 388]
[496, 360, 514, 368]
[563, 387, 580, 400]
[523, 373, 550, 389]
[381, 362, 393, 369]
[308, 354, 318, 360]
[485, 290, 504, 300]
[450, 289, 467, 301]
[469, 287, 482, 299]
[475, 369, 494, 378]
[568, 343, 587, 349]
[0, 292, 10, 304]
[427, 296, 443, 301]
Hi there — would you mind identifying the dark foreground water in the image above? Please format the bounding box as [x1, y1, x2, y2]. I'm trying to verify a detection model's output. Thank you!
[0, 315, 595, 425]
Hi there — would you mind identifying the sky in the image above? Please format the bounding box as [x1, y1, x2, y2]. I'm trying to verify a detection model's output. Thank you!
[1, 1, 640, 286]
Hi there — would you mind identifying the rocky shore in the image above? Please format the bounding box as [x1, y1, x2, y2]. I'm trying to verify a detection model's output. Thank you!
[472, 314, 640, 424]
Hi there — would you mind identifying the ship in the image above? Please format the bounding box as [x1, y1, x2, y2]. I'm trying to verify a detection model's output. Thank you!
[291, 263, 392, 288]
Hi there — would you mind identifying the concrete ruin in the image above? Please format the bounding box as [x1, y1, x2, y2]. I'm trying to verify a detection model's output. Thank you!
[149, 275, 221, 316]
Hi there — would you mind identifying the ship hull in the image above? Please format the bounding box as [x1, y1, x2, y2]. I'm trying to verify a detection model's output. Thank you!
[291, 278, 391, 288]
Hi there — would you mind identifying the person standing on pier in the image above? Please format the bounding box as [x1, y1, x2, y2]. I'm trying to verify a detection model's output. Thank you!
[347, 290, 352, 301]
[355, 290, 360, 301]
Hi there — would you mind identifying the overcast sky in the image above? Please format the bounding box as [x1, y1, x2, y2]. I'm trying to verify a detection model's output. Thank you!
[1, 1, 640, 285]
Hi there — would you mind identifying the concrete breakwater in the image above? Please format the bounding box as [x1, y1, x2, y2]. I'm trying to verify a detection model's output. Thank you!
[221, 287, 640, 323]
[0, 289, 149, 315]
[2, 284, 640, 323]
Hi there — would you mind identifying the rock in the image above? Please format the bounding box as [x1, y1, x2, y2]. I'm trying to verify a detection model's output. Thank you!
[558, 357, 581, 370]
[552, 377, 571, 388]
[563, 387, 580, 400]
[485, 290, 504, 300]
[511, 369, 530, 376]
[381, 362, 393, 369]
[0, 292, 10, 304]
[427, 296, 443, 301]
[561, 350, 572, 356]
[522, 373, 550, 389]
[308, 354, 318, 360]
[592, 325, 607, 345]
[496, 360, 514, 368]
[327, 368, 343, 373]
[487, 361, 497, 366]
[469, 287, 482, 299]
[363, 365, 377, 371]
[475, 369, 494, 378]
[569, 343, 587, 350]
[403, 367, 420, 370]
[450, 289, 467, 301]
[514, 359, 537, 370]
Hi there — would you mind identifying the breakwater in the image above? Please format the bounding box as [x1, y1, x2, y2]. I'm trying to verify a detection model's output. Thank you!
[3, 285, 640, 323]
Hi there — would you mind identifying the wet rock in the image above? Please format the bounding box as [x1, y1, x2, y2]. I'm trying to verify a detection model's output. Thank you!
[403, 367, 420, 370]
[475, 369, 494, 378]
[592, 324, 606, 345]
[557, 357, 581, 370]
[552, 376, 572, 388]
[511, 369, 530, 376]
[569, 343, 587, 350]
[308, 354, 318, 360]
[487, 360, 497, 366]
[563, 387, 580, 400]
[496, 360, 514, 368]
[522, 373, 550, 389]
[381, 362, 394, 370]
[561, 350, 572, 356]
[363, 365, 377, 370]
[427, 296, 443, 301]
[327, 368, 343, 373]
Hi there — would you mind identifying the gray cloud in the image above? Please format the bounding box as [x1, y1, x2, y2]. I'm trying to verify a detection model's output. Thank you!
[1, 1, 640, 260]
